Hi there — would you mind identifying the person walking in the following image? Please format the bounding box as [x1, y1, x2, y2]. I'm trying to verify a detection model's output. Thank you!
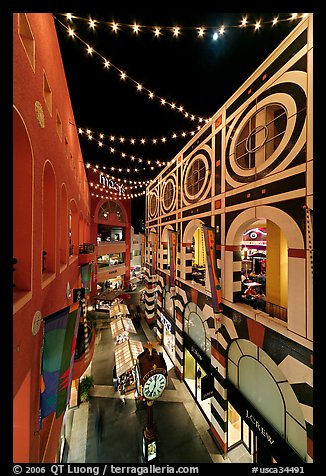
[118, 382, 126, 404]
[112, 365, 118, 391]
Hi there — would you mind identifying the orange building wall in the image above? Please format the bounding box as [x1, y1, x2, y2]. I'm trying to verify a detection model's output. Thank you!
[13, 13, 92, 463]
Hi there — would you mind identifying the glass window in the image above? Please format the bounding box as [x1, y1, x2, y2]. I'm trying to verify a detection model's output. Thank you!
[234, 104, 287, 169]
[185, 157, 206, 197]
[98, 200, 124, 222]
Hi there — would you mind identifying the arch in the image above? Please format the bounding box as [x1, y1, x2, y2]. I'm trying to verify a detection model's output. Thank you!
[69, 199, 78, 257]
[78, 210, 84, 247]
[42, 160, 56, 274]
[59, 183, 68, 265]
[183, 218, 205, 244]
[227, 339, 307, 461]
[224, 206, 306, 334]
[226, 206, 304, 249]
[184, 302, 210, 356]
[93, 198, 127, 225]
[162, 284, 174, 317]
[161, 224, 174, 269]
[13, 107, 33, 291]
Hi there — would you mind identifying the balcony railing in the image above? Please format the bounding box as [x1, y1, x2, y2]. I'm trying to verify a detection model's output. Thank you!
[240, 295, 287, 322]
[79, 243, 95, 254]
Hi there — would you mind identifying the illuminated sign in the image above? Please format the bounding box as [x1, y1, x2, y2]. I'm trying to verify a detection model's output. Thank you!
[99, 173, 125, 194]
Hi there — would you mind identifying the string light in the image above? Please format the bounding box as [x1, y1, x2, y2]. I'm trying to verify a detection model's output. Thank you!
[81, 130, 167, 171]
[54, 15, 212, 124]
[57, 13, 307, 37]
[86, 163, 153, 187]
[78, 124, 199, 144]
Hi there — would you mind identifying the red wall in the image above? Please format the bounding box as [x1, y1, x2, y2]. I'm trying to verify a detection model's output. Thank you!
[13, 14, 92, 462]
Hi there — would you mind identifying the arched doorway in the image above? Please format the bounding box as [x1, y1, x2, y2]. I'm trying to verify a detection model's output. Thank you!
[227, 339, 307, 463]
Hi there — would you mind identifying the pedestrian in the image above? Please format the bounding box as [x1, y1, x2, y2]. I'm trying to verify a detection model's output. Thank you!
[119, 382, 126, 404]
[113, 365, 118, 391]
[95, 403, 103, 449]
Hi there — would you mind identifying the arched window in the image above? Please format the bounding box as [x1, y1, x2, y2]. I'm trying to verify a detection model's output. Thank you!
[191, 227, 206, 286]
[69, 200, 78, 257]
[163, 285, 173, 317]
[42, 161, 56, 275]
[228, 339, 307, 461]
[13, 108, 33, 292]
[98, 200, 124, 222]
[184, 303, 210, 357]
[59, 184, 68, 265]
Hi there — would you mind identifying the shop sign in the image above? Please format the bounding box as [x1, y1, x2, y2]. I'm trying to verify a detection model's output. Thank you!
[227, 381, 304, 464]
[244, 409, 274, 445]
[183, 333, 211, 373]
[159, 311, 175, 334]
[201, 374, 214, 400]
[99, 173, 125, 194]
[160, 314, 172, 333]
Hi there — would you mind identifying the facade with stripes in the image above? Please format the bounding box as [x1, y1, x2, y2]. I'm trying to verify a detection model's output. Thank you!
[144, 17, 313, 464]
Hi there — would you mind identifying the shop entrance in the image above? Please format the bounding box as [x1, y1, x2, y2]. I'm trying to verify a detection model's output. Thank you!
[228, 403, 279, 463]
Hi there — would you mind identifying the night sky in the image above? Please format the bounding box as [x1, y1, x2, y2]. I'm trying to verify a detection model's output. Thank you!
[53, 12, 307, 232]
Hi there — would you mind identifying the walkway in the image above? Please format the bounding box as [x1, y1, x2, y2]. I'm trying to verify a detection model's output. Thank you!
[65, 311, 234, 464]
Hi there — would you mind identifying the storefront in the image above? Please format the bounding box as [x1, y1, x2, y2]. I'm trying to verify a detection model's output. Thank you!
[227, 382, 305, 464]
[227, 339, 307, 464]
[183, 333, 212, 422]
[157, 310, 176, 365]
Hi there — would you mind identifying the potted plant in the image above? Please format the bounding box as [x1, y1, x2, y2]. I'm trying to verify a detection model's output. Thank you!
[78, 375, 94, 404]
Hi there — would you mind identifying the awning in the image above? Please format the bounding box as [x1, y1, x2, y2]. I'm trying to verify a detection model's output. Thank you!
[109, 302, 130, 318]
[114, 339, 144, 377]
[110, 317, 137, 339]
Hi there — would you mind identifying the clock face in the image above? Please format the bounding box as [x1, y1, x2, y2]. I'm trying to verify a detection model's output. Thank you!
[142, 373, 167, 400]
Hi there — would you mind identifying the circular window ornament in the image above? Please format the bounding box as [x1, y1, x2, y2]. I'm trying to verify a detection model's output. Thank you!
[162, 177, 176, 213]
[32, 311, 42, 336]
[149, 192, 158, 218]
[183, 154, 210, 203]
[226, 71, 308, 185]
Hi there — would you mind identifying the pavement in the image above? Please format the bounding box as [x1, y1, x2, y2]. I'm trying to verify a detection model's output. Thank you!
[63, 287, 237, 465]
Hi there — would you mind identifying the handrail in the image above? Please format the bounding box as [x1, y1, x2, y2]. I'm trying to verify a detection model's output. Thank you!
[241, 295, 287, 322]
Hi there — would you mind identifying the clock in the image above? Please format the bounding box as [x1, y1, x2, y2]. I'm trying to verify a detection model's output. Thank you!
[142, 373, 167, 400]
[136, 344, 167, 401]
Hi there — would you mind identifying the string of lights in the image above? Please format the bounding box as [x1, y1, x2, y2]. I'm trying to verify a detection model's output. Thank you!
[54, 15, 211, 124]
[58, 13, 308, 38]
[86, 163, 153, 187]
[78, 125, 200, 146]
[87, 165, 148, 201]
[80, 131, 167, 171]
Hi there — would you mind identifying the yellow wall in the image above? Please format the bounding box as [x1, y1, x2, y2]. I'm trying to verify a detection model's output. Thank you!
[194, 228, 205, 266]
[266, 220, 288, 307]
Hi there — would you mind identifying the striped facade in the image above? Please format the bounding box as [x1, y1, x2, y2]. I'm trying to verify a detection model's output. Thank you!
[144, 16, 313, 463]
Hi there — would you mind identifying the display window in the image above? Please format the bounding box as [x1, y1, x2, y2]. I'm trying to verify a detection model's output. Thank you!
[163, 325, 175, 363]
[184, 349, 211, 421]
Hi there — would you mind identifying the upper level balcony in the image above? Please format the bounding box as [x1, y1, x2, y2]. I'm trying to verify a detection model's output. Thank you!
[78, 243, 96, 266]
[97, 263, 126, 282]
[96, 240, 126, 256]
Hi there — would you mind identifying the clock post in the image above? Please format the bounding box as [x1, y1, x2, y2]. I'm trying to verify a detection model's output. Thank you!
[136, 342, 167, 463]
[143, 400, 158, 462]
